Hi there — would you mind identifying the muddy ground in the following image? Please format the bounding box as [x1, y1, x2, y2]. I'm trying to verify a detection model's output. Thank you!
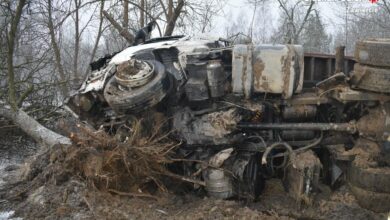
[0, 128, 387, 220]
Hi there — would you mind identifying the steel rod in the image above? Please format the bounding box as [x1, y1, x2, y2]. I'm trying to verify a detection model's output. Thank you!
[237, 122, 357, 133]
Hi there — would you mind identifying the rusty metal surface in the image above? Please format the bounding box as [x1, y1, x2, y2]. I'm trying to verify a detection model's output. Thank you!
[354, 39, 390, 67]
[332, 87, 390, 103]
[115, 60, 154, 88]
[232, 44, 304, 99]
[280, 92, 331, 105]
[285, 150, 322, 205]
[173, 107, 242, 145]
[281, 130, 316, 141]
[303, 53, 355, 88]
[282, 105, 317, 121]
[357, 104, 390, 141]
[232, 45, 253, 99]
[252, 45, 303, 98]
[237, 122, 357, 133]
[351, 63, 390, 93]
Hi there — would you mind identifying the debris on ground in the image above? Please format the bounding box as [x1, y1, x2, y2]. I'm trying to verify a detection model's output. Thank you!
[0, 120, 386, 219]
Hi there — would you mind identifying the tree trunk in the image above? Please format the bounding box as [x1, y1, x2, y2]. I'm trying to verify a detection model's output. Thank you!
[164, 0, 184, 36]
[73, 0, 81, 88]
[48, 0, 70, 98]
[0, 108, 71, 147]
[123, 0, 129, 29]
[7, 0, 27, 110]
[140, 0, 145, 27]
[103, 10, 134, 44]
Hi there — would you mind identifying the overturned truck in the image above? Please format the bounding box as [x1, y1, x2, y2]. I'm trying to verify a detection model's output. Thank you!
[66, 36, 390, 212]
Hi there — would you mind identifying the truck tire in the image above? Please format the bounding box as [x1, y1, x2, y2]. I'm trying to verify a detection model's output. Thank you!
[355, 39, 390, 67]
[351, 64, 390, 93]
[348, 157, 390, 193]
[104, 60, 170, 113]
[242, 153, 265, 201]
[349, 184, 390, 213]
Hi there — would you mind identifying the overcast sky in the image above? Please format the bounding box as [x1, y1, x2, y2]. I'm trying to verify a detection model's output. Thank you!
[211, 0, 381, 37]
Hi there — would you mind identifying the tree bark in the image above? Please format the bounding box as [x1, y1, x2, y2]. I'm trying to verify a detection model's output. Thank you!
[103, 10, 134, 44]
[164, 0, 184, 36]
[0, 108, 71, 146]
[140, 0, 145, 27]
[123, 0, 129, 29]
[7, 0, 27, 110]
[73, 0, 81, 88]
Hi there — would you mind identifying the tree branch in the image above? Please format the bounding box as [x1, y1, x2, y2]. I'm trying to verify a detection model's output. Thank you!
[164, 0, 184, 36]
[17, 84, 34, 107]
[102, 10, 134, 44]
[295, 0, 315, 43]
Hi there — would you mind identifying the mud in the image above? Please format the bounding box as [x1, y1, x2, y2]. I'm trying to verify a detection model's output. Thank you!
[0, 127, 38, 187]
[1, 165, 385, 220]
[342, 138, 381, 168]
[253, 59, 266, 91]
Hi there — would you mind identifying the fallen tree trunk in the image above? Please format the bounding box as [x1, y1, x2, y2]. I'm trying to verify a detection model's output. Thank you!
[0, 108, 71, 147]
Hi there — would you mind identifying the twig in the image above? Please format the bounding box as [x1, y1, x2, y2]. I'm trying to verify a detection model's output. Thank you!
[82, 196, 96, 217]
[162, 172, 206, 186]
[108, 189, 158, 200]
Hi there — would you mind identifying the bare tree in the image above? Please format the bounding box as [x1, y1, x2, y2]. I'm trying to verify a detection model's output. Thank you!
[164, 0, 184, 36]
[272, 0, 315, 44]
[333, 0, 390, 55]
[47, 0, 70, 97]
[72, 0, 81, 87]
[85, 0, 105, 76]
[300, 10, 332, 53]
[1, 0, 70, 146]
[224, 11, 251, 44]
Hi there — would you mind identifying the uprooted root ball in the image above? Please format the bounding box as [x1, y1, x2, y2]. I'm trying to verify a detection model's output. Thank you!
[3, 118, 184, 204]
[63, 120, 181, 194]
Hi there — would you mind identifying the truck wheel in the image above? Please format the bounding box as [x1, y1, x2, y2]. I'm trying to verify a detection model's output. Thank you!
[348, 157, 390, 193]
[351, 64, 390, 93]
[104, 60, 170, 113]
[349, 184, 390, 213]
[355, 39, 390, 67]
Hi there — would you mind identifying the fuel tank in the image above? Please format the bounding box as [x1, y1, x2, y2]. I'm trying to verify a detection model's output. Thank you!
[232, 44, 304, 99]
